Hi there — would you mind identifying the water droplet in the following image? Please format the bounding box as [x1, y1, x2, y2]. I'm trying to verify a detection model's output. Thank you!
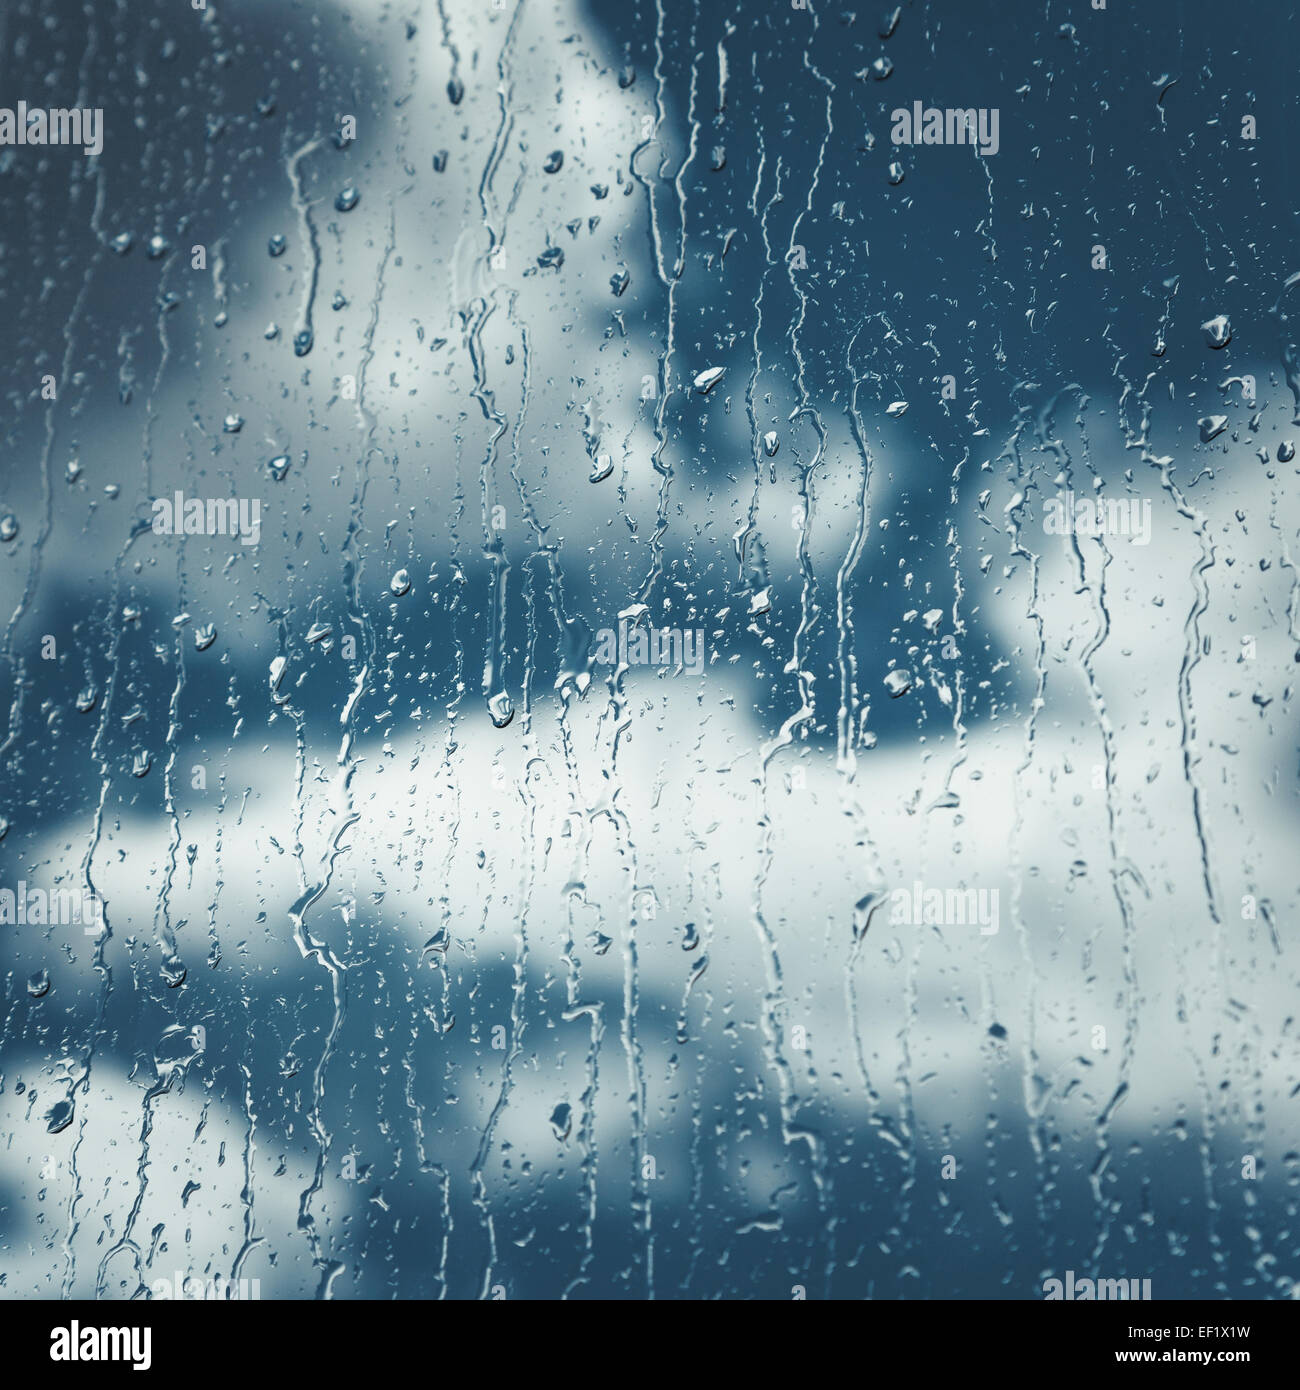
[132, 751, 152, 778]
[268, 233, 287, 257]
[710, 146, 726, 171]
[543, 150, 564, 174]
[887, 161, 905, 185]
[763, 431, 779, 457]
[618, 65, 636, 89]
[447, 77, 465, 105]
[432, 150, 449, 173]
[335, 186, 360, 212]
[1279, 440, 1295, 462]
[75, 685, 98, 713]
[0, 513, 18, 542]
[1202, 315, 1232, 349]
[1198, 414, 1228, 443]
[306, 621, 333, 645]
[488, 692, 515, 728]
[45, 1098, 74, 1135]
[884, 668, 913, 697]
[27, 969, 50, 999]
[268, 454, 291, 481]
[886, 400, 909, 417]
[222, 414, 244, 434]
[66, 458, 81, 482]
[694, 366, 725, 394]
[293, 329, 313, 357]
[589, 453, 614, 483]
[194, 623, 218, 652]
[110, 231, 133, 255]
[390, 568, 412, 597]
[146, 234, 170, 259]
[269, 655, 289, 702]
[549, 1103, 572, 1140]
[609, 268, 630, 296]
[870, 56, 894, 79]
[537, 245, 564, 270]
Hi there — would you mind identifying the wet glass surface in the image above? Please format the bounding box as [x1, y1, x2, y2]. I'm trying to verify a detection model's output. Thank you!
[0, 0, 1297, 1300]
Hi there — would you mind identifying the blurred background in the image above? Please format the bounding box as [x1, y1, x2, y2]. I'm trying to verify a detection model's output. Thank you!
[0, 0, 1298, 1299]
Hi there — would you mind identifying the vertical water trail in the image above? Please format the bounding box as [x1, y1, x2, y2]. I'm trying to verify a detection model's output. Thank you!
[287, 135, 324, 358]
[636, 16, 702, 609]
[292, 226, 393, 1297]
[743, 18, 839, 1296]
[1033, 387, 1143, 1268]
[154, 550, 188, 987]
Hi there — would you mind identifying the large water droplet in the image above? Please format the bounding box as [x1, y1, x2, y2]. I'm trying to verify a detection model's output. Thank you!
[1202, 315, 1232, 349]
[45, 1098, 74, 1134]
[488, 692, 515, 728]
[884, 668, 913, 697]
[694, 366, 725, 394]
